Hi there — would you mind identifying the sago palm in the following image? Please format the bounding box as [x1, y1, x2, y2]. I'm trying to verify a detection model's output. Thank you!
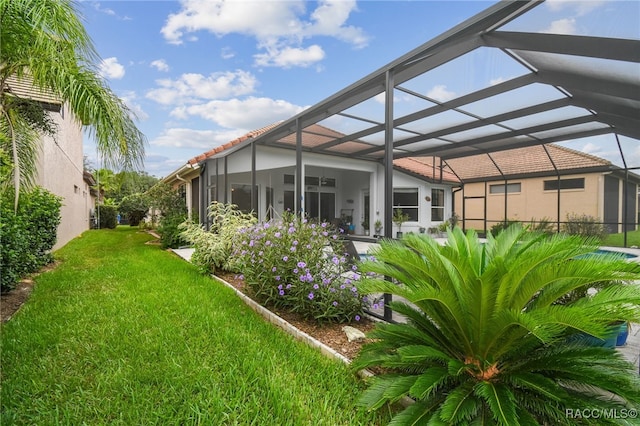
[0, 0, 146, 206]
[354, 225, 640, 425]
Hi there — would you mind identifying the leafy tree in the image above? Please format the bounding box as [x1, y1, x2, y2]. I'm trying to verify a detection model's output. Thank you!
[146, 182, 187, 248]
[0, 0, 146, 209]
[354, 225, 640, 425]
[118, 193, 149, 226]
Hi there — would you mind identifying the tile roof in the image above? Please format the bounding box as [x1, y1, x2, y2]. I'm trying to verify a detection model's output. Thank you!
[444, 144, 612, 181]
[186, 122, 282, 165]
[394, 157, 460, 184]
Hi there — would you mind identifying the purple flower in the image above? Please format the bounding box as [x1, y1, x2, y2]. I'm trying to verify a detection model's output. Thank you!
[272, 266, 277, 272]
[332, 256, 339, 265]
[288, 226, 295, 234]
[333, 235, 338, 239]
[238, 275, 244, 280]
[373, 303, 379, 309]
[249, 240, 255, 247]
[345, 279, 352, 285]
[332, 301, 338, 306]
[323, 278, 331, 285]
[308, 292, 314, 300]
[278, 284, 283, 290]
[297, 261, 306, 268]
[321, 222, 327, 228]
[290, 246, 296, 252]
[286, 284, 292, 289]
[279, 290, 285, 296]
[322, 231, 328, 237]
[340, 284, 346, 290]
[293, 268, 299, 274]
[351, 287, 357, 293]
[355, 315, 361, 321]
[313, 284, 319, 290]
[265, 240, 272, 246]
[330, 288, 336, 293]
[275, 232, 281, 238]
[275, 276, 281, 281]
[263, 223, 271, 229]
[292, 240, 298, 246]
[283, 256, 289, 262]
[351, 265, 358, 271]
[311, 224, 316, 229]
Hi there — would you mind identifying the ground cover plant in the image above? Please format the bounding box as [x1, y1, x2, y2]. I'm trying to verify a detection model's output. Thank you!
[230, 211, 368, 323]
[0, 227, 389, 425]
[604, 229, 640, 248]
[353, 225, 640, 425]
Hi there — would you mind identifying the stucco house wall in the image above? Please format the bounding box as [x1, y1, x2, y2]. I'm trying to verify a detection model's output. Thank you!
[34, 105, 95, 249]
[455, 172, 637, 233]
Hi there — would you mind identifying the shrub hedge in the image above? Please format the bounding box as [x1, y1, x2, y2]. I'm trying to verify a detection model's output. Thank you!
[0, 188, 61, 291]
[98, 205, 118, 229]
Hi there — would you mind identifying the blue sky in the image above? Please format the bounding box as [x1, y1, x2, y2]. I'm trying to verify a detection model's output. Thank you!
[80, 0, 640, 178]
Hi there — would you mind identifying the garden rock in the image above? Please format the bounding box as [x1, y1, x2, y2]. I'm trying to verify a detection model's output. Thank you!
[342, 325, 366, 342]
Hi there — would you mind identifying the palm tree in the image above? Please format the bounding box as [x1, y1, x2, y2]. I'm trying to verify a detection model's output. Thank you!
[354, 225, 640, 425]
[0, 0, 146, 208]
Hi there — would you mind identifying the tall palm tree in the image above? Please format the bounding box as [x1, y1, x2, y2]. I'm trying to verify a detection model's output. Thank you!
[354, 226, 640, 425]
[0, 0, 146, 208]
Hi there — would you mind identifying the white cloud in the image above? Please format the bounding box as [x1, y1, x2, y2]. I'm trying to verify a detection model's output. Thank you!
[221, 47, 235, 59]
[490, 77, 507, 86]
[99, 57, 125, 79]
[427, 85, 456, 102]
[150, 59, 170, 72]
[151, 128, 241, 149]
[542, 18, 577, 35]
[145, 70, 257, 105]
[161, 0, 367, 68]
[169, 97, 305, 129]
[254, 44, 325, 68]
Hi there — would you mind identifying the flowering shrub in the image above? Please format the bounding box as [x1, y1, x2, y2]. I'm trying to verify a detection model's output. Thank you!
[231, 212, 367, 323]
[179, 202, 256, 274]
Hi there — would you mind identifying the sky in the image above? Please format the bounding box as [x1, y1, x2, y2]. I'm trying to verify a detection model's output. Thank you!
[79, 0, 640, 178]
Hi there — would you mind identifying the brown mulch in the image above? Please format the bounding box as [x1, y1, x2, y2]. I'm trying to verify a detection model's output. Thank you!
[216, 272, 377, 361]
[1, 262, 377, 362]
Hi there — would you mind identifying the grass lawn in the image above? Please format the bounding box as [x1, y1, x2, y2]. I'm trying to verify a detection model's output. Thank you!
[603, 229, 640, 248]
[1, 227, 388, 425]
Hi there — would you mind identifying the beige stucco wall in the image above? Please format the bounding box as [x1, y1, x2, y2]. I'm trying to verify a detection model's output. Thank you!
[34, 106, 93, 249]
[455, 173, 605, 232]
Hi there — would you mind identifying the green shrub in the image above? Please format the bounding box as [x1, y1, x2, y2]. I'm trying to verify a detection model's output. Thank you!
[490, 219, 521, 235]
[97, 204, 118, 229]
[158, 212, 188, 249]
[0, 187, 61, 291]
[353, 225, 640, 424]
[118, 193, 149, 226]
[180, 202, 256, 272]
[563, 213, 606, 240]
[231, 211, 368, 323]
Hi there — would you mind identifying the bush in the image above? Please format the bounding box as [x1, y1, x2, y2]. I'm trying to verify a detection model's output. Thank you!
[563, 213, 606, 240]
[146, 182, 188, 247]
[231, 211, 368, 323]
[180, 202, 256, 272]
[158, 212, 188, 249]
[118, 193, 149, 226]
[98, 204, 118, 229]
[0, 187, 61, 291]
[490, 219, 521, 235]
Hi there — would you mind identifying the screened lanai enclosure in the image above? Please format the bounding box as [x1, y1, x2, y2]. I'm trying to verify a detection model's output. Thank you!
[190, 0, 639, 319]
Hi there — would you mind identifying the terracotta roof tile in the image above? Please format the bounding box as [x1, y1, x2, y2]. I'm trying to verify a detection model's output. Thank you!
[445, 144, 611, 181]
[394, 157, 460, 183]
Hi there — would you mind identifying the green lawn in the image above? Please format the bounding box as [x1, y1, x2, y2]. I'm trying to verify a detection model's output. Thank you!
[603, 229, 640, 248]
[1, 227, 387, 425]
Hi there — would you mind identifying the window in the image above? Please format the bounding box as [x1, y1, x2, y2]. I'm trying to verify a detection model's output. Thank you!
[489, 183, 521, 194]
[393, 188, 418, 221]
[544, 178, 585, 191]
[284, 174, 295, 184]
[431, 188, 445, 222]
[231, 184, 257, 214]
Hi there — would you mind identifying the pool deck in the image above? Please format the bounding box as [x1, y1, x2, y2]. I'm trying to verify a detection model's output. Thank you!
[172, 242, 640, 373]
